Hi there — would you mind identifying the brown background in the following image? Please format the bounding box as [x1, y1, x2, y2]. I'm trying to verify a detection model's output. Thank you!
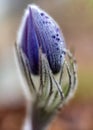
[0, 0, 93, 130]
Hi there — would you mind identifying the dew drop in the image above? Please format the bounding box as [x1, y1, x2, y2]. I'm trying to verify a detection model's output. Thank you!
[41, 12, 44, 16]
[56, 38, 60, 41]
[56, 47, 59, 50]
[52, 35, 56, 39]
[60, 55, 62, 58]
[56, 34, 59, 36]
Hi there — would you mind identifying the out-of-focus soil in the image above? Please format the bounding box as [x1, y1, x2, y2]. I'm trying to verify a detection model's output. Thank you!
[0, 101, 93, 130]
[50, 101, 93, 130]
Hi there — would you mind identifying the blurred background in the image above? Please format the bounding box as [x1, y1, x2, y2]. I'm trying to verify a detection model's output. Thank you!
[0, 0, 93, 130]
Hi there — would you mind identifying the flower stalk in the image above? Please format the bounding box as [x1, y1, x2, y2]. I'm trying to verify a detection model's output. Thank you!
[15, 43, 77, 130]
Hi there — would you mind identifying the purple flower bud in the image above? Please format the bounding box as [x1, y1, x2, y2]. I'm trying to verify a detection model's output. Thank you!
[17, 4, 66, 75]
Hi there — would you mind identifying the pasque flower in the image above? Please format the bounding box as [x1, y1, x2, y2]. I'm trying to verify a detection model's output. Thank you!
[15, 4, 77, 130]
[17, 5, 66, 75]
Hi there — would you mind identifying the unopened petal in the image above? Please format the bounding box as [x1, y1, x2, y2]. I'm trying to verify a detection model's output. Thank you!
[27, 7, 39, 74]
[30, 5, 66, 73]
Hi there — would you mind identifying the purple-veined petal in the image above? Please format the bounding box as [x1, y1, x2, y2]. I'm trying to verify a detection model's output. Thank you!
[30, 5, 66, 74]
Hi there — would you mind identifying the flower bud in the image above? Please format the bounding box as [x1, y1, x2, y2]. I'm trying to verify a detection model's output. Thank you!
[17, 4, 66, 75]
[15, 5, 78, 130]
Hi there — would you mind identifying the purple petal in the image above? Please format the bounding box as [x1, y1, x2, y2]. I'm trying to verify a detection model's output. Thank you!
[31, 5, 66, 73]
[27, 7, 39, 74]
